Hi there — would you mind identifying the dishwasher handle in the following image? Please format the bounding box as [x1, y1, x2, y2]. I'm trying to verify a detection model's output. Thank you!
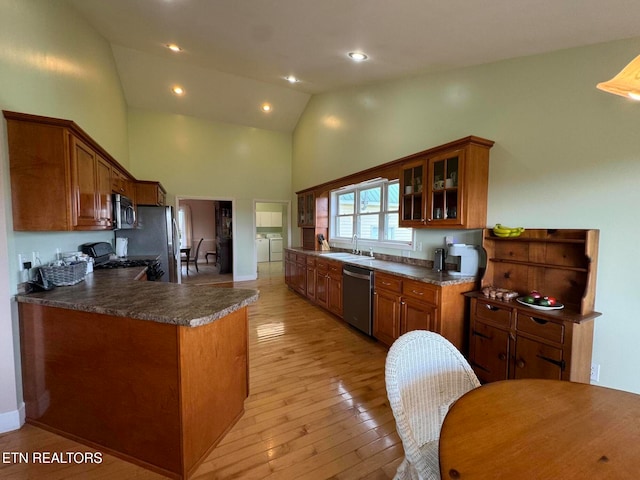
[343, 268, 373, 281]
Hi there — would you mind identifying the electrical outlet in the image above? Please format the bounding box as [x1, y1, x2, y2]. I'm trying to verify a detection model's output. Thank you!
[445, 236, 453, 245]
[590, 364, 600, 382]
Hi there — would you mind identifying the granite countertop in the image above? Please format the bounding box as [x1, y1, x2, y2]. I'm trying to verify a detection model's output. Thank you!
[287, 248, 477, 286]
[15, 267, 259, 328]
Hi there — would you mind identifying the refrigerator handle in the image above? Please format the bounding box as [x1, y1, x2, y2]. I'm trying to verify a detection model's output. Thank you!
[172, 218, 181, 257]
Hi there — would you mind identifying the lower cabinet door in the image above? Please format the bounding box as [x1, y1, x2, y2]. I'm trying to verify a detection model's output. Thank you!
[315, 272, 328, 308]
[469, 320, 510, 383]
[373, 289, 401, 346]
[401, 298, 437, 334]
[513, 336, 564, 380]
[327, 275, 342, 317]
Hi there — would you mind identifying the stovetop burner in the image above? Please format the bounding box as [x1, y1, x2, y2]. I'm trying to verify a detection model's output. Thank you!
[95, 259, 157, 269]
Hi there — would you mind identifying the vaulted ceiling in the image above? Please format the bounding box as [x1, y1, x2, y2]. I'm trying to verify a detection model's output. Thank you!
[68, 0, 640, 132]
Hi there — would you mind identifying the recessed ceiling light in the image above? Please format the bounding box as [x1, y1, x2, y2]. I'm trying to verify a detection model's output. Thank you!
[166, 44, 182, 52]
[284, 75, 299, 84]
[172, 86, 185, 95]
[348, 51, 368, 62]
[261, 103, 272, 112]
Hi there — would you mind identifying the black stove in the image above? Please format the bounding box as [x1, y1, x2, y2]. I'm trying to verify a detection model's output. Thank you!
[94, 259, 165, 281]
[95, 259, 156, 269]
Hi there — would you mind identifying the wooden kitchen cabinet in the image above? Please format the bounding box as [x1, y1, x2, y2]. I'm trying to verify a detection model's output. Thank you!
[5, 113, 118, 231]
[295, 253, 307, 295]
[373, 273, 402, 346]
[4, 111, 137, 231]
[327, 260, 343, 317]
[401, 283, 438, 334]
[399, 136, 493, 229]
[70, 135, 113, 229]
[284, 250, 294, 286]
[467, 228, 602, 384]
[315, 259, 329, 308]
[136, 180, 166, 206]
[373, 272, 472, 350]
[297, 192, 315, 227]
[112, 166, 136, 200]
[306, 256, 317, 301]
[468, 295, 593, 383]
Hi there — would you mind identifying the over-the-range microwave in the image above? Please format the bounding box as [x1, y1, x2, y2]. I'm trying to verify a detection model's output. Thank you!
[113, 193, 135, 229]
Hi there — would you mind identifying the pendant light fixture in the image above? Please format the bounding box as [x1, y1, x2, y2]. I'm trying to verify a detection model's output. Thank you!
[596, 55, 640, 101]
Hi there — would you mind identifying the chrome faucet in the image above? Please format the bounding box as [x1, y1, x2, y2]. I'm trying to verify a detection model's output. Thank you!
[352, 234, 360, 255]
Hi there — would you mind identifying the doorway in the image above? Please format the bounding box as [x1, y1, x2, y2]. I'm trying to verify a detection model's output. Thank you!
[254, 200, 289, 278]
[177, 197, 234, 284]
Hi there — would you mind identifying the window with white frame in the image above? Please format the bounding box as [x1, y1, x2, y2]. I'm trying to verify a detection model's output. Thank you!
[330, 179, 413, 247]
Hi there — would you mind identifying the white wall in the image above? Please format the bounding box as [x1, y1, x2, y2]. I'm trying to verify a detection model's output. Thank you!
[0, 0, 129, 432]
[292, 38, 640, 393]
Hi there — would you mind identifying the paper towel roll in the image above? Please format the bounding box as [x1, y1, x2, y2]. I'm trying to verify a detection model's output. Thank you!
[116, 237, 128, 257]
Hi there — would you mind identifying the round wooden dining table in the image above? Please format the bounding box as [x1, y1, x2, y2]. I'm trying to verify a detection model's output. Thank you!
[439, 379, 640, 479]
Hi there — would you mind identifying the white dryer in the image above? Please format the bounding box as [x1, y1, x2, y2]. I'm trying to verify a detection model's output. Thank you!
[267, 233, 283, 261]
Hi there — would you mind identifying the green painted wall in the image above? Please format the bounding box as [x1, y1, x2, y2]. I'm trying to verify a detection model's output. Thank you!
[293, 38, 640, 393]
[127, 109, 292, 279]
[0, 0, 129, 428]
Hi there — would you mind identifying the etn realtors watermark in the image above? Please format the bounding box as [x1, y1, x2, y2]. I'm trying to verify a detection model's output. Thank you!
[2, 451, 103, 464]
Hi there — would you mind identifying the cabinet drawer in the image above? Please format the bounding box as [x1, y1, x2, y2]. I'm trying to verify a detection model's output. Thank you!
[306, 256, 316, 266]
[375, 273, 402, 293]
[402, 279, 438, 305]
[474, 300, 512, 327]
[316, 260, 328, 272]
[517, 313, 564, 344]
[327, 261, 342, 278]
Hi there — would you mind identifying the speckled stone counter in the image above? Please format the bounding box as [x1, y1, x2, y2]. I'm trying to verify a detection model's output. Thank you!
[17, 265, 256, 479]
[286, 248, 477, 286]
[15, 267, 259, 327]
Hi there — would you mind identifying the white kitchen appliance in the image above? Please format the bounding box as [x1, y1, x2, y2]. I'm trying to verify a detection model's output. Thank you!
[256, 236, 269, 263]
[267, 233, 283, 262]
[447, 244, 480, 277]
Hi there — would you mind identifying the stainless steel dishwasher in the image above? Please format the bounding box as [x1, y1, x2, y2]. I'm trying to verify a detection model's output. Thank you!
[342, 264, 374, 336]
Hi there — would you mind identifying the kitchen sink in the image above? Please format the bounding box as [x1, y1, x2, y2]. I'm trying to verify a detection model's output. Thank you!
[318, 252, 362, 259]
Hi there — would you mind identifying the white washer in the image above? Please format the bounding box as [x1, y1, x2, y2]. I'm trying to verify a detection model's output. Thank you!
[267, 234, 283, 262]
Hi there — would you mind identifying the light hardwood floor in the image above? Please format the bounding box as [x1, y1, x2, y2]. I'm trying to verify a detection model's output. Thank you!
[0, 267, 404, 479]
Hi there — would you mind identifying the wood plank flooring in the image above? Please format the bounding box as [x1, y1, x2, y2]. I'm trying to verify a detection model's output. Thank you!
[0, 266, 404, 479]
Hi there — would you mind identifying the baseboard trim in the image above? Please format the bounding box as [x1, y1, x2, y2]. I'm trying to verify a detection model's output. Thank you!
[234, 274, 257, 282]
[0, 402, 25, 433]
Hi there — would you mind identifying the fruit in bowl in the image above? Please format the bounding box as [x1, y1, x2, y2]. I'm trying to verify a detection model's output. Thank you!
[521, 291, 558, 307]
[493, 224, 525, 238]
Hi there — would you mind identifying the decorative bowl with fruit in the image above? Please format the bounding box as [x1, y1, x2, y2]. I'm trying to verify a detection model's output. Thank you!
[516, 290, 564, 310]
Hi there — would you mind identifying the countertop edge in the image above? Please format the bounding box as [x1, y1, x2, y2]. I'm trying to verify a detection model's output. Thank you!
[15, 290, 261, 327]
[286, 248, 478, 286]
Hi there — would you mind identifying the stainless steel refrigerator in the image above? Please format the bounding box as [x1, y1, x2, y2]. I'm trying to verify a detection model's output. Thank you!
[115, 206, 179, 282]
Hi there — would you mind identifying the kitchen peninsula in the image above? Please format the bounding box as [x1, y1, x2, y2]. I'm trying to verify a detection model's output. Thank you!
[15, 268, 258, 480]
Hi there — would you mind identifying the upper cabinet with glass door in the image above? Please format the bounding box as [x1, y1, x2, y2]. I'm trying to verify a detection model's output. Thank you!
[399, 136, 494, 229]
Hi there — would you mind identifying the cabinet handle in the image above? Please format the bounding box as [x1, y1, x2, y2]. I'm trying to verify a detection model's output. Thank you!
[485, 304, 500, 311]
[472, 329, 490, 340]
[498, 353, 507, 361]
[536, 355, 566, 370]
[382, 281, 392, 286]
[411, 290, 424, 296]
[516, 359, 525, 368]
[531, 317, 548, 325]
